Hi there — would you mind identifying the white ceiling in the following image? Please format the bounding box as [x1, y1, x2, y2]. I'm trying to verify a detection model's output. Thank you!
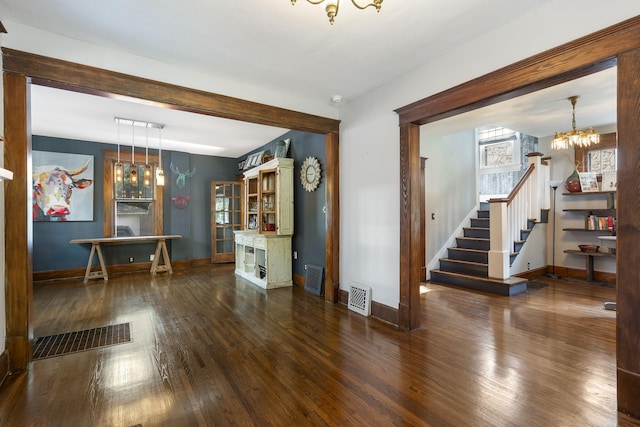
[1, 0, 617, 155]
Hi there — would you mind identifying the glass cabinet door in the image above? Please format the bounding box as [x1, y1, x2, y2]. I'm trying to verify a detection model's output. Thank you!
[211, 181, 243, 263]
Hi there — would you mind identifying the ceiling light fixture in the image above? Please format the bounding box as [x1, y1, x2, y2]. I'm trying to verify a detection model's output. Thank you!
[156, 127, 165, 187]
[114, 120, 123, 183]
[144, 126, 152, 187]
[129, 122, 138, 185]
[291, 0, 382, 25]
[551, 96, 600, 150]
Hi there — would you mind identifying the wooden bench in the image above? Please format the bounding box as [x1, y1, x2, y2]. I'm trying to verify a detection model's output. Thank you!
[70, 235, 182, 283]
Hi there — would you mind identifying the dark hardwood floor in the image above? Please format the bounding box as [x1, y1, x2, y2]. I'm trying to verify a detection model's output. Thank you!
[0, 265, 638, 426]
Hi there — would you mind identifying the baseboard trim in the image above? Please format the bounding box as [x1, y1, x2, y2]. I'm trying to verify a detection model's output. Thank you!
[618, 367, 640, 419]
[338, 289, 398, 326]
[293, 273, 305, 288]
[34, 258, 212, 283]
[0, 350, 9, 388]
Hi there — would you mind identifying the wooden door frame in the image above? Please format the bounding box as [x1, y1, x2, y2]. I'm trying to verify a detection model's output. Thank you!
[211, 180, 243, 264]
[2, 48, 341, 372]
[395, 15, 640, 417]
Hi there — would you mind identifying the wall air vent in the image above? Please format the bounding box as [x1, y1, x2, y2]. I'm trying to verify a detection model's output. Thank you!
[348, 282, 371, 316]
[304, 264, 324, 296]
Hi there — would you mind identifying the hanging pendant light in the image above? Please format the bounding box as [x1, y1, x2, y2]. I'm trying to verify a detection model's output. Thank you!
[130, 122, 138, 184]
[291, 0, 382, 25]
[551, 96, 600, 150]
[156, 127, 165, 186]
[144, 125, 152, 187]
[114, 120, 123, 183]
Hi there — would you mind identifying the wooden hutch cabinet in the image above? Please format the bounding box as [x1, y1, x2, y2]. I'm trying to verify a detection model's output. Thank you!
[234, 157, 294, 288]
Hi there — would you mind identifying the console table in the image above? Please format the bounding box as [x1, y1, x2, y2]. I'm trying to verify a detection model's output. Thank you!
[70, 235, 182, 283]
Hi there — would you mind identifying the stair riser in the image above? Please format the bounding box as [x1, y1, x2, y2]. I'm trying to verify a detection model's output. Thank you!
[439, 260, 488, 277]
[430, 271, 527, 296]
[456, 238, 490, 251]
[447, 249, 488, 263]
[477, 210, 490, 219]
[464, 228, 490, 239]
[470, 218, 490, 228]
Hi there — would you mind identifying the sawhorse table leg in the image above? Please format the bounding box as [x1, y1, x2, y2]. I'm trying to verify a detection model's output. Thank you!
[151, 239, 173, 275]
[84, 242, 108, 283]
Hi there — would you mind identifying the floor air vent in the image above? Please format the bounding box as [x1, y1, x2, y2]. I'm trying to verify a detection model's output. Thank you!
[348, 283, 371, 316]
[305, 264, 324, 296]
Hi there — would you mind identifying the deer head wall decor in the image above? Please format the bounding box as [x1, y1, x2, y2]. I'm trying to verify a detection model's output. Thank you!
[170, 162, 196, 188]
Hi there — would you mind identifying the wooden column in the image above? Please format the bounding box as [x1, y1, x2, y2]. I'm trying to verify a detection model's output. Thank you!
[398, 123, 421, 330]
[616, 46, 640, 419]
[3, 71, 32, 371]
[325, 131, 340, 303]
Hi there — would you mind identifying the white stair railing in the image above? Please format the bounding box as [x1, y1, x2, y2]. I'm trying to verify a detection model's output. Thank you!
[488, 153, 546, 279]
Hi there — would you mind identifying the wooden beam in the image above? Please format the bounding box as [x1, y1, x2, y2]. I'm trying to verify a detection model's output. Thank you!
[3, 71, 32, 371]
[325, 131, 340, 303]
[2, 48, 340, 134]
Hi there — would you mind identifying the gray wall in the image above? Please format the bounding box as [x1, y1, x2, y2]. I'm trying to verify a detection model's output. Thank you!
[32, 135, 238, 272]
[33, 132, 326, 278]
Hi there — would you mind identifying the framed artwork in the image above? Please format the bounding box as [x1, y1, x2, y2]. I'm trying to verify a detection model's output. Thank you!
[32, 151, 94, 221]
[243, 151, 265, 170]
[578, 171, 599, 192]
[601, 171, 617, 191]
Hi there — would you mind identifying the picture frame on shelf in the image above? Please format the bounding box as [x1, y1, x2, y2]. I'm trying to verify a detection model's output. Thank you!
[578, 171, 599, 192]
[602, 171, 617, 191]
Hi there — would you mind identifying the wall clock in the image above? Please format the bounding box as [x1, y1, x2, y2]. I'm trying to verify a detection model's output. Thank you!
[301, 157, 321, 192]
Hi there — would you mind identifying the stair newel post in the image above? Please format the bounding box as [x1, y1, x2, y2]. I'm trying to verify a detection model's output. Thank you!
[526, 152, 544, 221]
[488, 200, 510, 279]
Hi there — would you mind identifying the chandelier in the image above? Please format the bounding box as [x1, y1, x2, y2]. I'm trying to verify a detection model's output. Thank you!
[551, 96, 600, 150]
[291, 0, 383, 25]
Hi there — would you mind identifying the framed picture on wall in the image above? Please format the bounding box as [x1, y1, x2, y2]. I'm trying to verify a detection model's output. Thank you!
[578, 171, 599, 192]
[32, 151, 94, 221]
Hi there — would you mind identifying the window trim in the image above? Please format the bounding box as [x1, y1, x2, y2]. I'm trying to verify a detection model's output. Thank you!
[103, 150, 163, 237]
[575, 132, 617, 172]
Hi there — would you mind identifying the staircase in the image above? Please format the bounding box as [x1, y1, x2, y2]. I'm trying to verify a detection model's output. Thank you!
[430, 202, 532, 296]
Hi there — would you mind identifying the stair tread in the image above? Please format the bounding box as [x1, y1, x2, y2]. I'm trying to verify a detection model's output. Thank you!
[464, 227, 490, 230]
[430, 269, 528, 286]
[440, 258, 487, 266]
[457, 237, 489, 241]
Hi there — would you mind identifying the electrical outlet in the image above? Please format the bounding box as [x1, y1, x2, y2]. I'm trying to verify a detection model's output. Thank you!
[293, 251, 298, 259]
[129, 257, 134, 263]
[527, 262, 530, 270]
[150, 254, 155, 261]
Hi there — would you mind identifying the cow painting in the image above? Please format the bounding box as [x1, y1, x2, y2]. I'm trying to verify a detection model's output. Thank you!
[32, 153, 94, 222]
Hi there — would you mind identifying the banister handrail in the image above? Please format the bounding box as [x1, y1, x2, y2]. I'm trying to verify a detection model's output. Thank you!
[487, 163, 536, 206]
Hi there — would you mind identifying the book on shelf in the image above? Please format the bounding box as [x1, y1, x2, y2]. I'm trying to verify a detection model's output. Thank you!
[587, 214, 614, 231]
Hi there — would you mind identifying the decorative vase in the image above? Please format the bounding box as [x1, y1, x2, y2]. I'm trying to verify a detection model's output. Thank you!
[565, 169, 582, 193]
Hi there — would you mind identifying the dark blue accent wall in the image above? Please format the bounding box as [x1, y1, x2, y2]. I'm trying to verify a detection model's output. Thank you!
[33, 131, 327, 278]
[242, 130, 327, 279]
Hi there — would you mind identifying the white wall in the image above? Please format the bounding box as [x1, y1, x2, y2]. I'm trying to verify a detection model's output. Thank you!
[540, 123, 618, 275]
[421, 130, 476, 272]
[338, 1, 638, 308]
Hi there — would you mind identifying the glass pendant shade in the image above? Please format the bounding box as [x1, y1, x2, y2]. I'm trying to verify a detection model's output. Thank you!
[130, 166, 138, 184]
[156, 168, 165, 186]
[114, 163, 123, 183]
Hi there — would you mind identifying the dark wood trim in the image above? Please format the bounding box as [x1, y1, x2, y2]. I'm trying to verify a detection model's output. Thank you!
[371, 301, 399, 326]
[190, 258, 212, 267]
[0, 350, 8, 388]
[103, 150, 163, 237]
[514, 266, 549, 281]
[398, 123, 421, 331]
[3, 49, 341, 379]
[0, 20, 6, 34]
[2, 48, 340, 134]
[293, 272, 305, 288]
[618, 368, 640, 419]
[574, 132, 617, 172]
[325, 131, 340, 303]
[3, 71, 32, 372]
[616, 46, 640, 412]
[395, 15, 640, 415]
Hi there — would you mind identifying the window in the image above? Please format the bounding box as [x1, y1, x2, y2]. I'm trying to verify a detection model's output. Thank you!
[478, 127, 521, 171]
[103, 150, 163, 237]
[575, 132, 617, 173]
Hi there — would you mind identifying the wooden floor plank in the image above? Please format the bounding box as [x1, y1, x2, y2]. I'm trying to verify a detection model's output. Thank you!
[0, 265, 636, 426]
